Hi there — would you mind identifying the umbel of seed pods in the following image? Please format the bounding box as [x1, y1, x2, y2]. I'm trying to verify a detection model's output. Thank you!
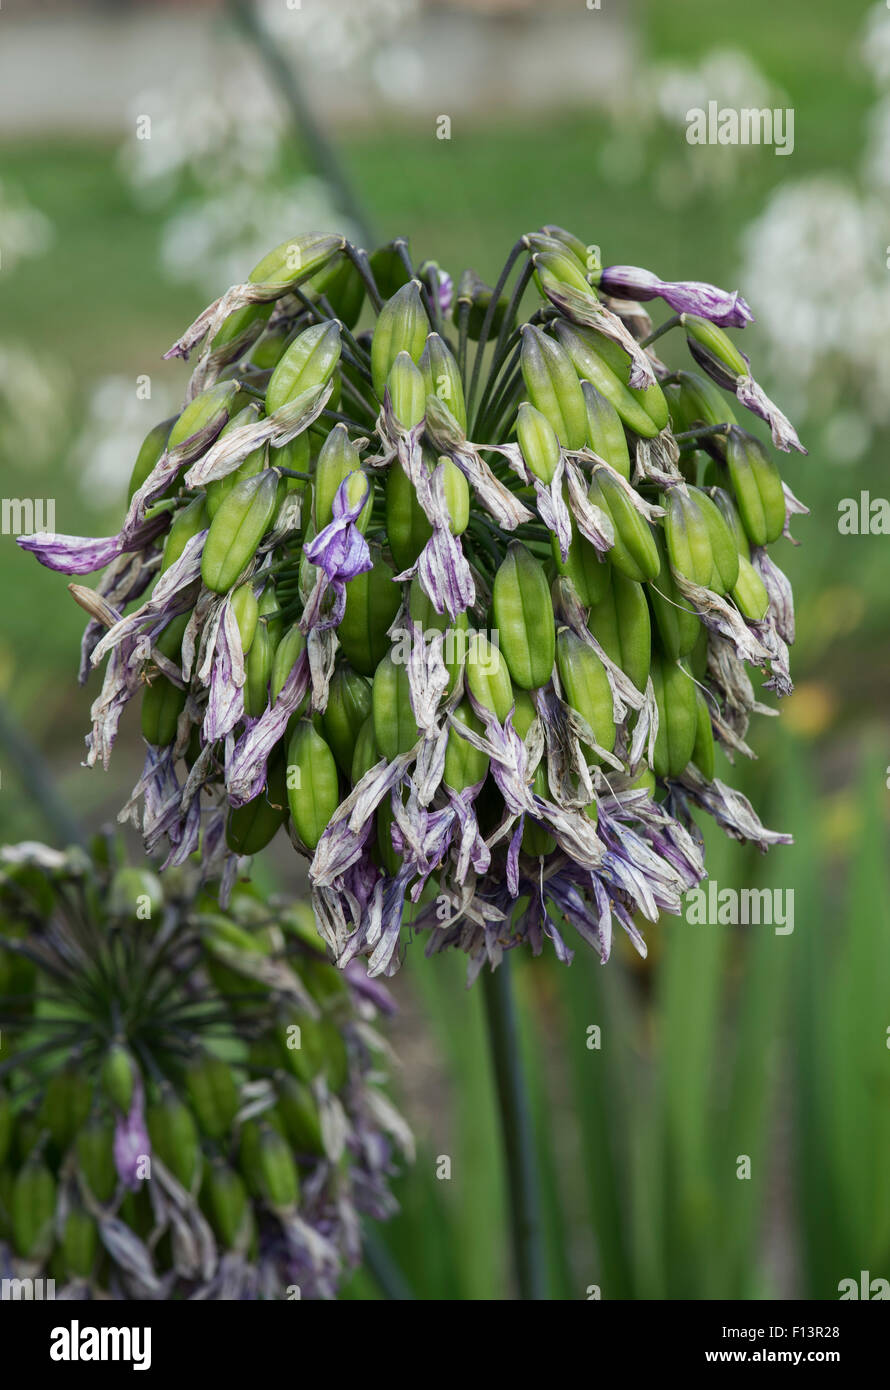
[20, 228, 807, 977]
[0, 842, 411, 1298]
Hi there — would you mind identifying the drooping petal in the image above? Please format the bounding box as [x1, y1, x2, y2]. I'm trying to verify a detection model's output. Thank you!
[598, 265, 753, 328]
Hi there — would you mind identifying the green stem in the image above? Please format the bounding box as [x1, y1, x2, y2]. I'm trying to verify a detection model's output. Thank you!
[481, 957, 547, 1300]
[639, 313, 682, 349]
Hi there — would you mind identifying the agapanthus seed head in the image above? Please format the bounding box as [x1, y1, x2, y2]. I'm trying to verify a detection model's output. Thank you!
[18, 226, 805, 978]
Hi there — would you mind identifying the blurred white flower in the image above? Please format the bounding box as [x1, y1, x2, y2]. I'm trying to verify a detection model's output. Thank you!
[861, 1, 890, 88]
[159, 177, 359, 294]
[120, 74, 282, 207]
[653, 47, 778, 126]
[738, 5, 890, 454]
[260, 0, 419, 79]
[741, 182, 890, 447]
[0, 342, 72, 469]
[69, 375, 181, 507]
[0, 180, 54, 273]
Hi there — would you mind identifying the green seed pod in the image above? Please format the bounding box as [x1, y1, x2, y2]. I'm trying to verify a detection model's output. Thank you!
[588, 469, 660, 582]
[376, 796, 401, 875]
[314, 423, 371, 533]
[646, 526, 700, 660]
[516, 401, 560, 485]
[185, 1053, 239, 1142]
[386, 461, 433, 572]
[108, 867, 164, 922]
[102, 1042, 138, 1114]
[243, 614, 276, 718]
[257, 1123, 300, 1211]
[520, 325, 587, 449]
[465, 632, 514, 724]
[322, 665, 373, 776]
[230, 583, 259, 655]
[587, 570, 651, 693]
[211, 301, 275, 356]
[205, 405, 265, 520]
[732, 554, 770, 621]
[691, 687, 716, 781]
[265, 320, 342, 415]
[257, 584, 284, 647]
[247, 231, 344, 294]
[665, 370, 737, 436]
[311, 255, 365, 329]
[12, 1155, 56, 1259]
[372, 650, 419, 760]
[522, 762, 556, 857]
[269, 425, 311, 490]
[277, 1008, 331, 1083]
[451, 268, 509, 340]
[550, 523, 611, 605]
[351, 714, 379, 784]
[581, 379, 630, 480]
[225, 751, 289, 855]
[387, 350, 427, 429]
[76, 1111, 117, 1205]
[201, 470, 280, 594]
[692, 486, 740, 593]
[492, 542, 556, 690]
[40, 1060, 92, 1149]
[168, 380, 241, 454]
[368, 245, 413, 300]
[211, 303, 275, 361]
[443, 703, 489, 791]
[338, 544, 401, 676]
[61, 1203, 99, 1279]
[436, 456, 470, 535]
[683, 314, 749, 379]
[663, 487, 720, 591]
[147, 1083, 201, 1190]
[409, 577, 469, 695]
[555, 628, 615, 759]
[419, 333, 467, 431]
[206, 1159, 253, 1251]
[247, 320, 291, 371]
[127, 416, 176, 503]
[287, 721, 340, 851]
[540, 223, 592, 266]
[532, 249, 593, 297]
[160, 495, 208, 574]
[140, 673, 187, 747]
[708, 485, 750, 560]
[688, 622, 710, 682]
[510, 688, 537, 740]
[371, 280, 430, 399]
[270, 624, 307, 707]
[651, 655, 697, 779]
[14, 1106, 41, 1164]
[275, 1073, 325, 1155]
[0, 1085, 11, 1167]
[726, 427, 786, 546]
[553, 320, 668, 437]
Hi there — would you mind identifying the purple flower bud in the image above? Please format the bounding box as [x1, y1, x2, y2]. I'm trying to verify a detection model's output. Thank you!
[113, 1080, 151, 1192]
[599, 265, 753, 328]
[17, 514, 168, 575]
